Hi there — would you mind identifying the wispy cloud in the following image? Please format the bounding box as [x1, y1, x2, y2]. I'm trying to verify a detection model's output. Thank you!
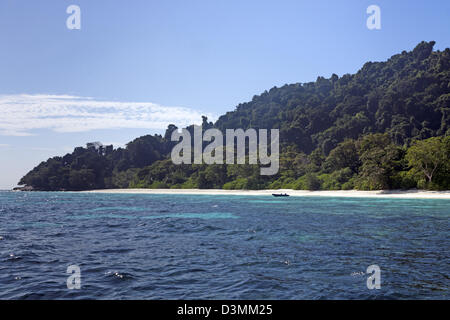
[0, 94, 215, 136]
[0, 144, 10, 147]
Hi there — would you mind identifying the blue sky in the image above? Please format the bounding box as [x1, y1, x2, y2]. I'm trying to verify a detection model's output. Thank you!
[1, 0, 449, 188]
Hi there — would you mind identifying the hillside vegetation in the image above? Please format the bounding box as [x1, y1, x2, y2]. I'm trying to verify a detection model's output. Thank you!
[19, 41, 450, 191]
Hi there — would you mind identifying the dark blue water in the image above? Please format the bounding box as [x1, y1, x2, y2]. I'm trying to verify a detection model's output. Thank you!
[0, 191, 448, 299]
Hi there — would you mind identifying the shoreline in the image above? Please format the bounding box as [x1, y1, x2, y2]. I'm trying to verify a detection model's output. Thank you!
[81, 189, 450, 199]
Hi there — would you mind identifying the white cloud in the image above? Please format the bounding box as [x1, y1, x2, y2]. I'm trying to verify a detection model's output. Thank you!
[0, 94, 215, 136]
[29, 147, 58, 151]
[0, 144, 10, 147]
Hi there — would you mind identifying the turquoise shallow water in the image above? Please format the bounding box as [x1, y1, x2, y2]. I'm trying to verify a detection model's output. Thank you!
[0, 191, 448, 299]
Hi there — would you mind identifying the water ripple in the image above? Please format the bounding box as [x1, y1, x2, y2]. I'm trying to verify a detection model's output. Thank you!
[0, 191, 448, 299]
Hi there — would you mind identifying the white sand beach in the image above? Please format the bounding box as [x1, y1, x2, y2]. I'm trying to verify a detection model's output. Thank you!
[82, 189, 450, 199]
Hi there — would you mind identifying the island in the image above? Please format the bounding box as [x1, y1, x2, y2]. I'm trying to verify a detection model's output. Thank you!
[17, 41, 450, 193]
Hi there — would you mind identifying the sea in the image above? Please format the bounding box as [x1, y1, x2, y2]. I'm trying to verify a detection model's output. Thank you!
[0, 191, 448, 299]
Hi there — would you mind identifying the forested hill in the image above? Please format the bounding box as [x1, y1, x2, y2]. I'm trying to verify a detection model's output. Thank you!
[215, 41, 449, 153]
[19, 41, 450, 191]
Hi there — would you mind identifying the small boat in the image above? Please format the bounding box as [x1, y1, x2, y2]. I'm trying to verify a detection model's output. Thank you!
[272, 193, 290, 197]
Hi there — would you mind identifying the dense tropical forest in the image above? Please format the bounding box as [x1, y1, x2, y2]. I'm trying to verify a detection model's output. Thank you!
[19, 41, 450, 191]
